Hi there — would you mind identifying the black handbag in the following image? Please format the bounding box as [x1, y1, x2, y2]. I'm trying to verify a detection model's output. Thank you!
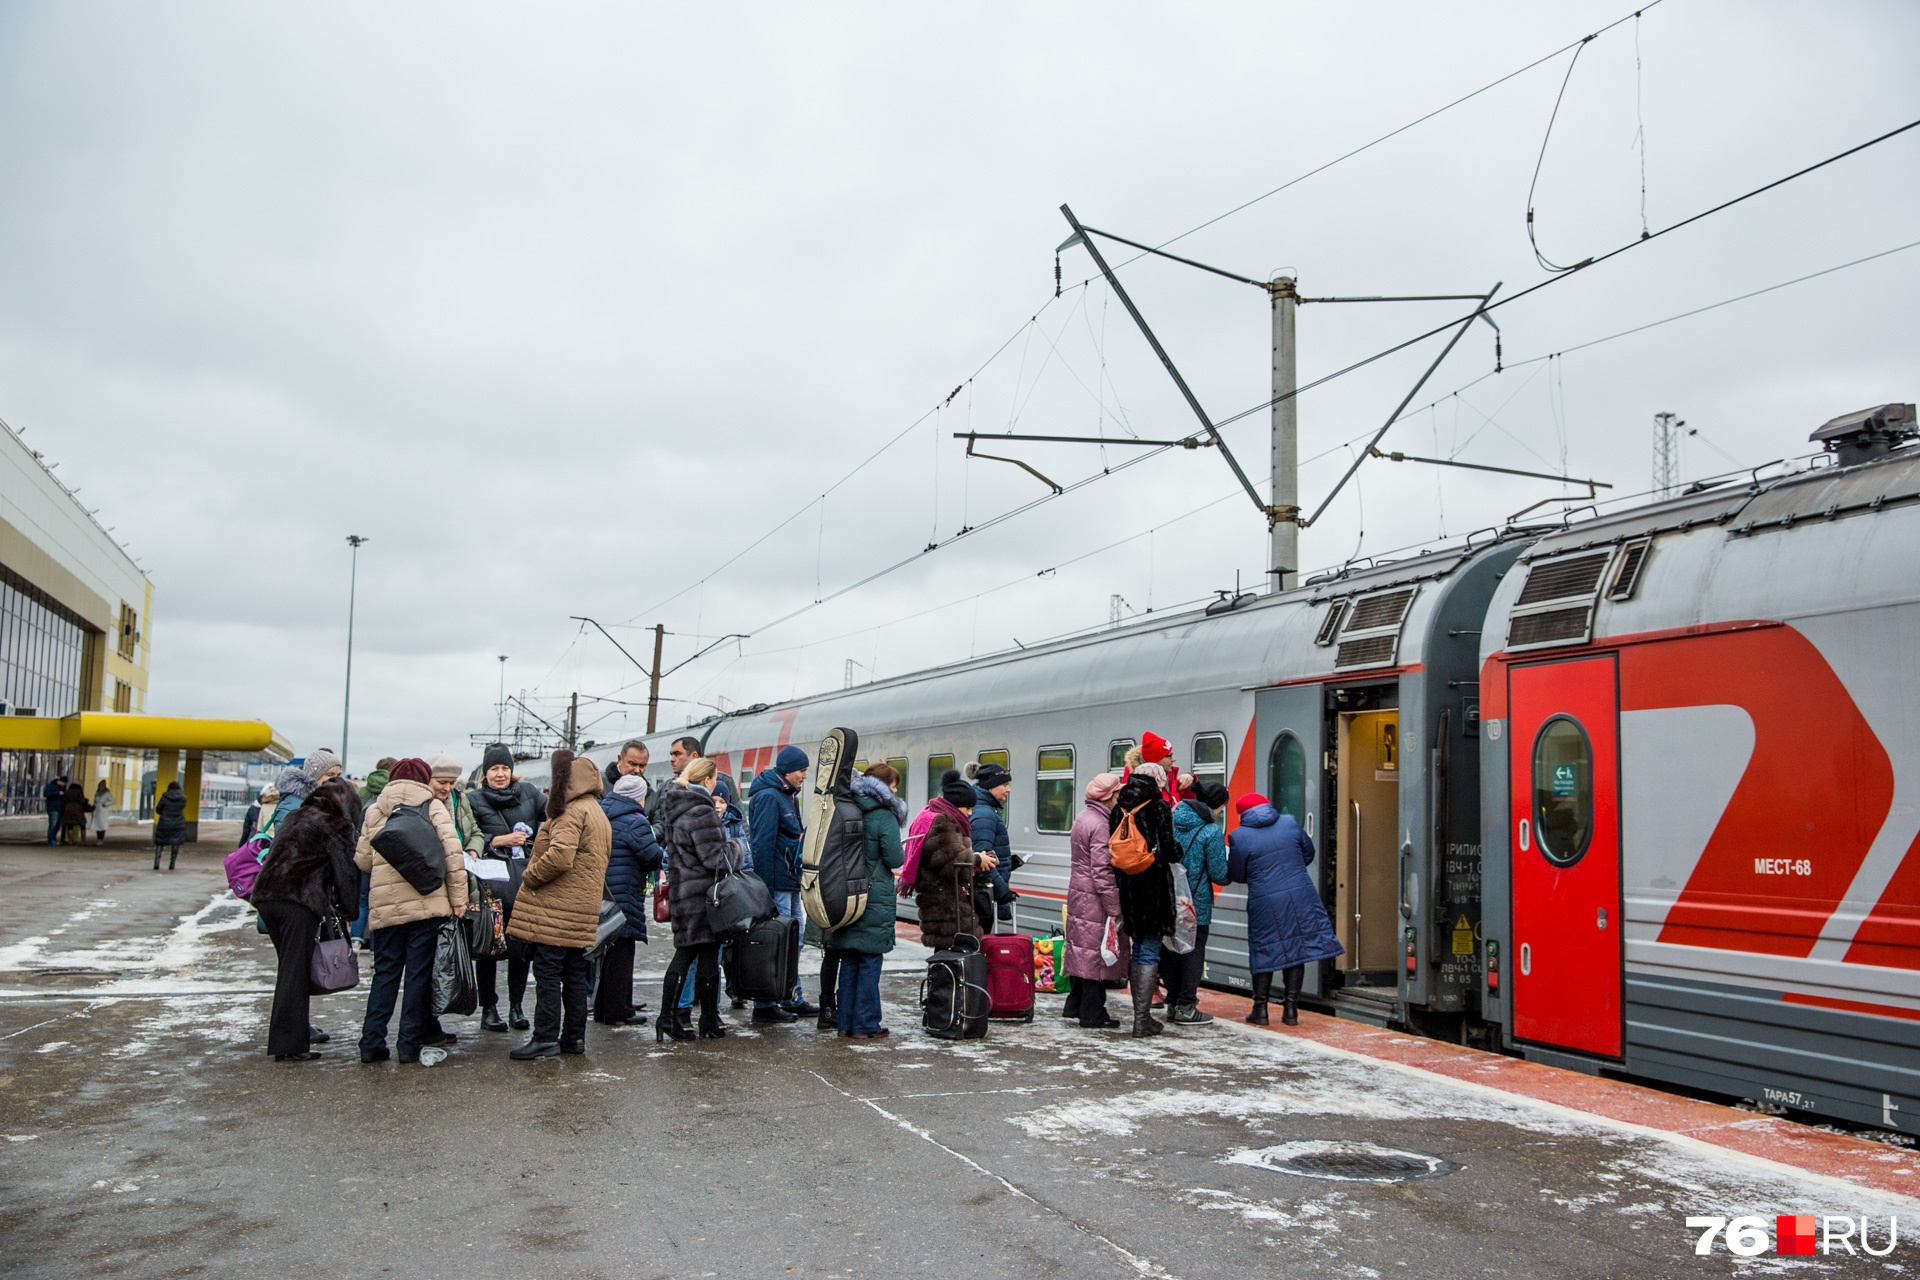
[707, 839, 775, 939]
[586, 899, 627, 960]
[370, 802, 446, 895]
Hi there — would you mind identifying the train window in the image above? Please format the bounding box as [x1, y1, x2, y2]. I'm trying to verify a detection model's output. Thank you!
[1269, 732, 1307, 825]
[978, 749, 1009, 770]
[885, 758, 908, 797]
[1109, 739, 1136, 770]
[1532, 716, 1593, 867]
[1191, 733, 1227, 789]
[1035, 746, 1075, 833]
[927, 753, 955, 800]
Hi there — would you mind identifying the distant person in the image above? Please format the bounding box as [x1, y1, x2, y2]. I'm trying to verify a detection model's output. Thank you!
[251, 777, 361, 1061]
[90, 780, 113, 844]
[468, 743, 546, 1033]
[1227, 793, 1343, 1026]
[969, 763, 1016, 934]
[657, 758, 731, 1041]
[506, 750, 613, 1060]
[1065, 772, 1127, 1029]
[43, 774, 66, 845]
[595, 772, 663, 1028]
[823, 763, 905, 1040]
[358, 757, 396, 807]
[354, 757, 468, 1065]
[61, 781, 90, 845]
[601, 740, 651, 799]
[747, 745, 814, 1022]
[912, 770, 987, 951]
[1112, 761, 1179, 1037]
[152, 779, 187, 870]
[240, 788, 263, 845]
[1165, 779, 1230, 1025]
[248, 783, 279, 845]
[303, 750, 343, 785]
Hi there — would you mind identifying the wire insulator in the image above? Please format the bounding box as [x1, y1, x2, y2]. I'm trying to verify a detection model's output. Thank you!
[1054, 255, 1062, 298]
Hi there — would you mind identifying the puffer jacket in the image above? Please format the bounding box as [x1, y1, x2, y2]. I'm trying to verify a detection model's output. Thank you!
[1172, 799, 1230, 928]
[661, 782, 731, 948]
[825, 775, 905, 956]
[354, 778, 468, 931]
[252, 780, 361, 919]
[971, 785, 1014, 906]
[152, 784, 187, 845]
[508, 754, 613, 951]
[468, 777, 545, 909]
[1228, 803, 1344, 974]
[747, 768, 804, 893]
[1111, 772, 1179, 945]
[601, 789, 663, 943]
[913, 813, 976, 950]
[1065, 800, 1128, 982]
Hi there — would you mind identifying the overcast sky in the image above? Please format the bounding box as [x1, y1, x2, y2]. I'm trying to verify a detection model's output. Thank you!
[2, 1, 1915, 772]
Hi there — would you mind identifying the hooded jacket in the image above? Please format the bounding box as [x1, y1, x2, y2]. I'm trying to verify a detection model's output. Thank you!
[508, 753, 613, 951]
[1065, 799, 1128, 982]
[1227, 803, 1344, 974]
[601, 787, 663, 943]
[153, 783, 187, 845]
[252, 780, 361, 919]
[824, 775, 905, 956]
[971, 784, 1015, 905]
[661, 781, 731, 948]
[1111, 772, 1179, 945]
[354, 778, 469, 931]
[747, 768, 804, 893]
[357, 768, 390, 808]
[1172, 800, 1230, 928]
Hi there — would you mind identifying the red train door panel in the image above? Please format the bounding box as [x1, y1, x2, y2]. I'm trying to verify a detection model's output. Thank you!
[1510, 655, 1622, 1058]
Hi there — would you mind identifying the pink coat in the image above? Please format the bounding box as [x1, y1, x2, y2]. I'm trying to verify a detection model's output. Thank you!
[1065, 799, 1129, 983]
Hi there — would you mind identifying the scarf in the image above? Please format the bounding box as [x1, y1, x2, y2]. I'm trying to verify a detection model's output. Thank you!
[899, 795, 973, 892]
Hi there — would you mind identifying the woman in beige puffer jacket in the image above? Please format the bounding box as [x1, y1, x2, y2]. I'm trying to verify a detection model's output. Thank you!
[353, 756, 468, 1064]
[506, 750, 612, 1058]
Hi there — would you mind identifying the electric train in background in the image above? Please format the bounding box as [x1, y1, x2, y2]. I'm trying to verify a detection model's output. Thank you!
[594, 403, 1918, 1135]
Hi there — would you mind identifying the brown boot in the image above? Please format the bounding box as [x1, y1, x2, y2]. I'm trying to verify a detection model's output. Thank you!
[1130, 964, 1163, 1037]
[1246, 972, 1272, 1025]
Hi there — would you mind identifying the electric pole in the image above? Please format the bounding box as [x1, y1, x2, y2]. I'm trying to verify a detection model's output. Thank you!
[566, 691, 578, 752]
[1653, 411, 1684, 498]
[496, 655, 508, 741]
[646, 623, 665, 734]
[341, 535, 368, 773]
[1270, 275, 1299, 590]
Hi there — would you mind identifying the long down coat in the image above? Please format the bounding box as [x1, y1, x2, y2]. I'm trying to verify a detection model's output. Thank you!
[509, 752, 613, 951]
[1065, 799, 1128, 983]
[912, 807, 975, 951]
[354, 779, 468, 932]
[1227, 803, 1344, 974]
[601, 789, 663, 943]
[660, 782, 731, 948]
[1112, 773, 1179, 947]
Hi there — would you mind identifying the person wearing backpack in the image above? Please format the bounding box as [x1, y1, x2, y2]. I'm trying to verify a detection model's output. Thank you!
[252, 778, 361, 1061]
[507, 750, 613, 1060]
[1110, 761, 1180, 1037]
[823, 763, 906, 1040]
[353, 757, 468, 1065]
[1164, 779, 1231, 1025]
[468, 744, 546, 1033]
[1227, 792, 1343, 1025]
[1065, 772, 1128, 1029]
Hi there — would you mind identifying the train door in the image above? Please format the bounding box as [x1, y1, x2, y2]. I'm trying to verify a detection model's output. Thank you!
[1509, 655, 1623, 1058]
[1255, 685, 1324, 994]
[1335, 709, 1400, 973]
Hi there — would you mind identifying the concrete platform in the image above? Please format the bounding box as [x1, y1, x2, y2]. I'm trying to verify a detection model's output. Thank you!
[0, 843, 1914, 1277]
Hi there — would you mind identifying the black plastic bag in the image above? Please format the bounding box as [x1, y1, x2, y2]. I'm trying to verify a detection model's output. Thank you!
[432, 916, 477, 1016]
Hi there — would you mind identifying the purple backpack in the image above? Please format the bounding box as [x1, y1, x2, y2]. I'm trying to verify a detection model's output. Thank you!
[224, 837, 269, 900]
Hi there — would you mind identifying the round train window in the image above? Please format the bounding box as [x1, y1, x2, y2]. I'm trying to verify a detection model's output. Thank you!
[1531, 716, 1593, 867]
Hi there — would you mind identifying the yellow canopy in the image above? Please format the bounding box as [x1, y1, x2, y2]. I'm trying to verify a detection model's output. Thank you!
[0, 713, 277, 754]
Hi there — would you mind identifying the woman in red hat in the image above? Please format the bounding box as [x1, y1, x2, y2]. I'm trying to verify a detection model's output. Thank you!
[1226, 791, 1342, 1025]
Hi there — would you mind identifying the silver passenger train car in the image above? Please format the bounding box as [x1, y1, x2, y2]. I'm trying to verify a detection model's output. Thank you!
[602, 404, 1918, 1134]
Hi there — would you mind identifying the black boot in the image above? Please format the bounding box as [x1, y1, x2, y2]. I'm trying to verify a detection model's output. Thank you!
[1281, 965, 1304, 1026]
[657, 971, 695, 1042]
[816, 998, 836, 1032]
[1247, 972, 1272, 1025]
[560, 1033, 585, 1055]
[481, 1005, 507, 1033]
[510, 1038, 560, 1060]
[1078, 985, 1120, 1029]
[509, 1001, 529, 1031]
[1129, 964, 1163, 1037]
[1061, 984, 1083, 1021]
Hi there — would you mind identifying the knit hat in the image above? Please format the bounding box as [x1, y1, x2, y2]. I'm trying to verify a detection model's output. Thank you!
[975, 762, 1012, 791]
[1132, 761, 1167, 790]
[276, 766, 316, 799]
[1140, 732, 1173, 764]
[939, 769, 976, 809]
[1085, 772, 1124, 802]
[612, 775, 649, 802]
[390, 757, 432, 785]
[302, 749, 341, 779]
[483, 743, 514, 771]
[428, 753, 462, 780]
[1234, 792, 1269, 816]
[1194, 779, 1231, 810]
[775, 744, 810, 774]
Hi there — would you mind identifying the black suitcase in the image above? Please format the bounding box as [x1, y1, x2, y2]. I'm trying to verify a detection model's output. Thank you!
[921, 934, 990, 1040]
[727, 915, 799, 1004]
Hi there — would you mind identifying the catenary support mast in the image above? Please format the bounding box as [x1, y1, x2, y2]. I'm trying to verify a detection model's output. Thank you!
[1270, 276, 1298, 590]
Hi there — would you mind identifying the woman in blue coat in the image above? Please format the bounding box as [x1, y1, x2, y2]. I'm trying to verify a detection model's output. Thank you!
[1226, 792, 1343, 1025]
[594, 775, 664, 1026]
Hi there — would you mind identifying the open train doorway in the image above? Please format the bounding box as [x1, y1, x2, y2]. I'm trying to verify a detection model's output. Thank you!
[1335, 707, 1401, 977]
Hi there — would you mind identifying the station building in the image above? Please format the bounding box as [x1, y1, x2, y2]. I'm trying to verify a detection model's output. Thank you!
[0, 416, 283, 841]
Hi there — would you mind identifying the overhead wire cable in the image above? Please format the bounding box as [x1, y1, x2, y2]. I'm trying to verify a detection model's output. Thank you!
[1525, 34, 1595, 272]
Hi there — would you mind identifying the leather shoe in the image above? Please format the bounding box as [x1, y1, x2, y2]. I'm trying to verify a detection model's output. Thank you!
[752, 1006, 798, 1024]
[273, 1050, 320, 1062]
[359, 1047, 390, 1064]
[422, 1029, 457, 1047]
[509, 1003, 529, 1030]
[559, 1037, 585, 1055]
[307, 1026, 330, 1044]
[510, 1039, 560, 1060]
[784, 1000, 819, 1017]
[481, 1006, 508, 1033]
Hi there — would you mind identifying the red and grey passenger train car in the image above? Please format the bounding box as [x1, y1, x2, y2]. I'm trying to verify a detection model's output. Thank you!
[608, 404, 1917, 1133]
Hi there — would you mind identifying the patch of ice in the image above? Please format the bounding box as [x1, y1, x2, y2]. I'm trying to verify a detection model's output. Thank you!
[5, 1134, 39, 1142]
[1181, 1186, 1358, 1235]
[33, 1041, 70, 1054]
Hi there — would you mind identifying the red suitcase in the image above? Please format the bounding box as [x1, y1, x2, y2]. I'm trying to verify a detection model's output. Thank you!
[982, 933, 1035, 1021]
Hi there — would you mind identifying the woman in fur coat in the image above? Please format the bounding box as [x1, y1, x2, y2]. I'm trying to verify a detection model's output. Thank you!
[912, 770, 986, 951]
[252, 779, 362, 1060]
[1111, 761, 1180, 1037]
[656, 758, 732, 1041]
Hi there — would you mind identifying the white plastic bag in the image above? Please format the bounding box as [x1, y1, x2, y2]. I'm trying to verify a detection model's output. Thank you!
[1099, 917, 1122, 968]
[1164, 864, 1198, 955]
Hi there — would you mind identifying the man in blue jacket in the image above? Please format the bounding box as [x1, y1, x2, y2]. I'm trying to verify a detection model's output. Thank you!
[748, 745, 816, 1023]
[970, 763, 1017, 935]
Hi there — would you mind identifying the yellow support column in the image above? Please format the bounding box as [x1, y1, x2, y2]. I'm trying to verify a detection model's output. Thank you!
[181, 751, 203, 845]
[152, 750, 178, 826]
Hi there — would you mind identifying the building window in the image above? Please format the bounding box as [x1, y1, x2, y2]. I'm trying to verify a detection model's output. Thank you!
[1035, 745, 1075, 833]
[113, 680, 132, 714]
[1192, 732, 1228, 788]
[117, 603, 138, 659]
[926, 753, 955, 802]
[1109, 739, 1136, 770]
[885, 757, 908, 797]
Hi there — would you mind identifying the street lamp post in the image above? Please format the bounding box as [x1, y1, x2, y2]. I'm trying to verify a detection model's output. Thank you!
[342, 535, 369, 773]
